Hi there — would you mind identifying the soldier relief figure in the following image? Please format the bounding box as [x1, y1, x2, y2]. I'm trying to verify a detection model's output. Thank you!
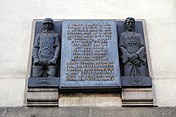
[119, 17, 149, 76]
[32, 18, 60, 78]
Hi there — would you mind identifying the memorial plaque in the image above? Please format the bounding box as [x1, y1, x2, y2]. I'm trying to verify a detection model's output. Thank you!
[60, 20, 121, 90]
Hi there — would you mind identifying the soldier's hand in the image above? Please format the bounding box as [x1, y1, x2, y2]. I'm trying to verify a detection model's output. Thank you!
[48, 59, 57, 65]
[33, 59, 41, 65]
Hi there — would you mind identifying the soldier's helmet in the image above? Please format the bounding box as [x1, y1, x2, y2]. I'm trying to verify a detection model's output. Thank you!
[43, 18, 54, 25]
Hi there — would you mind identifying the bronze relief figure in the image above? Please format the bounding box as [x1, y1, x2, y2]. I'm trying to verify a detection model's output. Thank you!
[119, 17, 148, 76]
[32, 18, 60, 78]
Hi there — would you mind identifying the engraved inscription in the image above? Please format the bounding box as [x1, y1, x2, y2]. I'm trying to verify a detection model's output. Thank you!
[129, 78, 145, 85]
[65, 23, 115, 81]
[37, 79, 50, 85]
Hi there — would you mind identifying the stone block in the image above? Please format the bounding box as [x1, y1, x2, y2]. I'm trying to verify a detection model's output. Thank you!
[1, 107, 176, 117]
[122, 88, 153, 106]
[59, 93, 121, 107]
[27, 88, 59, 107]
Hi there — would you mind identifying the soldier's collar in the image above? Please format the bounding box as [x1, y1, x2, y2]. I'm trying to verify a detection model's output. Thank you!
[43, 30, 54, 33]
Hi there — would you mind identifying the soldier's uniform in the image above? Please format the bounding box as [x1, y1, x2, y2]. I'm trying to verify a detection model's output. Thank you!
[32, 18, 60, 77]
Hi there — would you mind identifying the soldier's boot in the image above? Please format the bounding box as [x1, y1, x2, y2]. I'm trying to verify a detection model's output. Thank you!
[32, 65, 43, 77]
[47, 66, 57, 78]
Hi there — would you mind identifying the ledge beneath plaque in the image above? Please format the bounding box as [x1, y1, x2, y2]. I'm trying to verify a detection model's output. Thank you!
[59, 87, 121, 93]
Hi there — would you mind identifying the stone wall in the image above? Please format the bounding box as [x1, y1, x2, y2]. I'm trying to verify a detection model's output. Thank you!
[0, 0, 176, 107]
[0, 107, 176, 117]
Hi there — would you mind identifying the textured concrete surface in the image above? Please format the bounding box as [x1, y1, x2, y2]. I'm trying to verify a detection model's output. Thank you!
[0, 107, 176, 117]
[0, 79, 25, 107]
[154, 79, 176, 107]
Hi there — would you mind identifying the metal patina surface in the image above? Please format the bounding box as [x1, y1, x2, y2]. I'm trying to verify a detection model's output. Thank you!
[60, 20, 121, 90]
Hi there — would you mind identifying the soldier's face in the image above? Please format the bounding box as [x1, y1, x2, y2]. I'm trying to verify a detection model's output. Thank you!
[125, 19, 135, 31]
[43, 23, 53, 30]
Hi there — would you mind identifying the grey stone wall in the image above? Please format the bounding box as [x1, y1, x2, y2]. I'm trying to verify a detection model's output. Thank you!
[0, 107, 176, 117]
